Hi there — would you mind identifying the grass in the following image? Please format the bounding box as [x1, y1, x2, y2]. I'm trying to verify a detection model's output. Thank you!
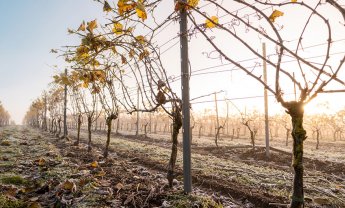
[0, 140, 11, 146]
[1, 175, 27, 185]
[167, 191, 223, 208]
[0, 195, 25, 208]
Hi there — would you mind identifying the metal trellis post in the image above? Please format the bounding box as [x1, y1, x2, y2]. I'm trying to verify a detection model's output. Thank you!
[180, 2, 192, 193]
[262, 43, 270, 158]
[63, 68, 68, 138]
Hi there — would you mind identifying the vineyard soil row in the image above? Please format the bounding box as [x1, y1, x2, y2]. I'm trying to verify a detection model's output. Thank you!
[72, 128, 345, 207]
[1, 126, 344, 207]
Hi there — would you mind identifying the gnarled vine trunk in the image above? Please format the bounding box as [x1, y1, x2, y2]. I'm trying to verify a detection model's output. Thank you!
[316, 129, 320, 150]
[116, 118, 120, 134]
[50, 118, 54, 133]
[198, 126, 203, 139]
[243, 122, 256, 150]
[167, 107, 182, 188]
[144, 123, 149, 138]
[75, 114, 82, 146]
[87, 116, 92, 152]
[215, 126, 223, 147]
[231, 128, 235, 141]
[104, 114, 117, 158]
[285, 128, 291, 146]
[57, 118, 62, 137]
[250, 130, 255, 150]
[285, 101, 306, 208]
[54, 119, 58, 134]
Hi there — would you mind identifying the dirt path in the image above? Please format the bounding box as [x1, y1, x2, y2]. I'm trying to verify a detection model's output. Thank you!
[0, 126, 239, 208]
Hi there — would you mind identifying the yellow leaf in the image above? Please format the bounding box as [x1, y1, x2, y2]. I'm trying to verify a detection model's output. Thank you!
[175, 0, 199, 11]
[76, 45, 90, 60]
[135, 35, 146, 44]
[91, 161, 98, 168]
[136, 2, 147, 21]
[87, 19, 98, 32]
[62, 180, 77, 192]
[61, 76, 70, 85]
[118, 0, 136, 15]
[94, 70, 106, 82]
[269, 10, 284, 22]
[187, 0, 199, 9]
[83, 81, 89, 88]
[112, 22, 123, 35]
[139, 49, 149, 60]
[111, 46, 117, 54]
[77, 45, 89, 54]
[205, 16, 219, 28]
[93, 60, 100, 67]
[78, 21, 86, 31]
[103, 1, 112, 12]
[38, 158, 45, 166]
[79, 53, 90, 60]
[291, 0, 297, 2]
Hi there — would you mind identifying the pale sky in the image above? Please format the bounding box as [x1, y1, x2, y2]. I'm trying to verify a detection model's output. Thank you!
[0, 0, 104, 123]
[1, 0, 345, 124]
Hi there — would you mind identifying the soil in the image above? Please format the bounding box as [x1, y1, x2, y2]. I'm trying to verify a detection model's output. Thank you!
[1, 126, 344, 208]
[0, 126, 239, 208]
[101, 130, 345, 178]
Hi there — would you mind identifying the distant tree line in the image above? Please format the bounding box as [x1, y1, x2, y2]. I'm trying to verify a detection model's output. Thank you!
[0, 101, 10, 126]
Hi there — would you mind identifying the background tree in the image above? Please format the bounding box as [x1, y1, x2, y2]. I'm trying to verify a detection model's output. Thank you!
[23, 98, 44, 128]
[0, 102, 11, 126]
[278, 113, 292, 146]
[306, 114, 327, 149]
[67, 76, 85, 146]
[240, 110, 261, 150]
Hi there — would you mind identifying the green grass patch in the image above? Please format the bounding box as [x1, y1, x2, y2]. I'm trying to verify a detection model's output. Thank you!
[1, 175, 27, 186]
[0, 194, 26, 208]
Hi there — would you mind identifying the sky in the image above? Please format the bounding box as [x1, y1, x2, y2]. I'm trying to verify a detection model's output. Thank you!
[0, 0, 345, 124]
[0, 0, 104, 123]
